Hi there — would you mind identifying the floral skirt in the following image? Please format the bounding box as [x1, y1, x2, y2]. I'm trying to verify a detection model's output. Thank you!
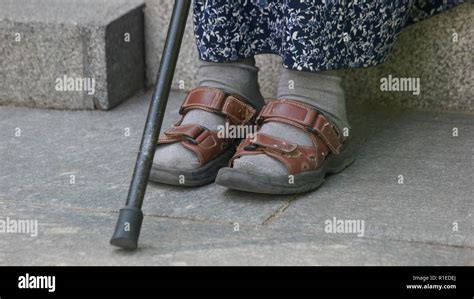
[192, 0, 463, 72]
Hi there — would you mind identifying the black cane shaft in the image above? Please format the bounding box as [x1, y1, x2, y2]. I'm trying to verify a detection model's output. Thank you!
[111, 0, 191, 250]
[126, 0, 190, 209]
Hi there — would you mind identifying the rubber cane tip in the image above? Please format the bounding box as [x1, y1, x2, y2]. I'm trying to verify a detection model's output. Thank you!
[110, 208, 144, 250]
[110, 237, 138, 250]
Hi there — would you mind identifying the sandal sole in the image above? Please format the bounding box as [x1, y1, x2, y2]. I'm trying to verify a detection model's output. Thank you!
[215, 143, 355, 194]
[149, 148, 235, 187]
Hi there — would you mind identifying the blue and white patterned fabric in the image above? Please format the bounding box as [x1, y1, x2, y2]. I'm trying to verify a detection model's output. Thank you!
[193, 0, 463, 72]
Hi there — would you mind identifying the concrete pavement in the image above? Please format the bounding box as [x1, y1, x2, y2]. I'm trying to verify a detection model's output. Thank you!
[0, 90, 472, 265]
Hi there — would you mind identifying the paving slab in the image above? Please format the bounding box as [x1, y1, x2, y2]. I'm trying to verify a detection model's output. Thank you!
[345, 105, 404, 152]
[356, 111, 474, 160]
[0, 200, 472, 266]
[270, 111, 474, 248]
[0, 91, 291, 225]
[1, 90, 472, 265]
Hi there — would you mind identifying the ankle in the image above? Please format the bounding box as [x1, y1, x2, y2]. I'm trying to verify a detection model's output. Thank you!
[197, 59, 265, 110]
[277, 68, 349, 130]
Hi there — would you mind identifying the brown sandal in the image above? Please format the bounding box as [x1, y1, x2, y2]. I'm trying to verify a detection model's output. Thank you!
[150, 87, 258, 186]
[215, 99, 354, 194]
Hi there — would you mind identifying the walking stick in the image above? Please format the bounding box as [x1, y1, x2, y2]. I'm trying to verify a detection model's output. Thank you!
[110, 0, 191, 250]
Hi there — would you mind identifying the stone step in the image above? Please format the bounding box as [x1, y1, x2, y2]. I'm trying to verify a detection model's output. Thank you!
[0, 0, 145, 110]
[145, 1, 472, 113]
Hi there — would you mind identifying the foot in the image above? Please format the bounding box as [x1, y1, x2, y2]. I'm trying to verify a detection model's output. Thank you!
[215, 98, 354, 194]
[150, 87, 258, 186]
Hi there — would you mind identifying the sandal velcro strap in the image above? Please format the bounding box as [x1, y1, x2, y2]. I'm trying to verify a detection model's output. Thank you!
[158, 124, 227, 165]
[157, 87, 258, 167]
[256, 99, 342, 154]
[160, 124, 207, 144]
[249, 133, 297, 154]
[231, 133, 322, 175]
[180, 87, 256, 125]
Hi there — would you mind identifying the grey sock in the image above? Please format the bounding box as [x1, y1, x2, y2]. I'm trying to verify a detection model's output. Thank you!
[277, 68, 349, 130]
[233, 68, 348, 176]
[197, 57, 265, 110]
[154, 58, 265, 170]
